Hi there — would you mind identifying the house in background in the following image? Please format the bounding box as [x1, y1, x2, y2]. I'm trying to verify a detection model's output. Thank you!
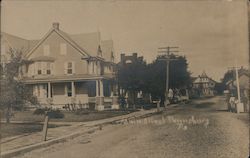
[2, 22, 119, 111]
[191, 71, 217, 97]
[226, 69, 249, 112]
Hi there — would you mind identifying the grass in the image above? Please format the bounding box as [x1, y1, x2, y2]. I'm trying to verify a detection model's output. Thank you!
[54, 110, 132, 122]
[1, 109, 135, 123]
[1, 122, 69, 139]
[0, 109, 134, 138]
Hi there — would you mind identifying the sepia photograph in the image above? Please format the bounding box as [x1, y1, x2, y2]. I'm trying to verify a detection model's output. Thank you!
[0, 0, 249, 158]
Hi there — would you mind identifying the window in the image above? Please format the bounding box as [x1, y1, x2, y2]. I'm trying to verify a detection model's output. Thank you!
[60, 43, 67, 55]
[64, 61, 74, 74]
[37, 62, 42, 75]
[43, 45, 50, 56]
[66, 84, 72, 97]
[46, 63, 51, 74]
[67, 62, 73, 74]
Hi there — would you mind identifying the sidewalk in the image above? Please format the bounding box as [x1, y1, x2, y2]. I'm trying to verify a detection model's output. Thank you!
[1, 108, 158, 154]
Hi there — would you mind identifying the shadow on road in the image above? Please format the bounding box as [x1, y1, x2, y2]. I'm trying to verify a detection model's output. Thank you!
[193, 102, 215, 109]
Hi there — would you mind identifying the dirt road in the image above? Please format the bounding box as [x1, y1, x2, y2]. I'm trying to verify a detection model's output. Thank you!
[15, 96, 249, 158]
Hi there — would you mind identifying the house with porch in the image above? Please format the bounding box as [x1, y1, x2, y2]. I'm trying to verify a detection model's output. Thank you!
[11, 22, 119, 110]
[191, 71, 217, 97]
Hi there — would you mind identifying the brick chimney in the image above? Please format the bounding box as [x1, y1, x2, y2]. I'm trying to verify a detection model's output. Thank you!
[52, 22, 59, 30]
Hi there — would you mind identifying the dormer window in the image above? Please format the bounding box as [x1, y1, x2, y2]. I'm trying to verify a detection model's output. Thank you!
[43, 45, 50, 56]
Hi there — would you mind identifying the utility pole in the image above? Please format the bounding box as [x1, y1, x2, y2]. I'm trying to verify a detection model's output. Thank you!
[228, 66, 241, 103]
[158, 46, 179, 107]
[228, 66, 244, 113]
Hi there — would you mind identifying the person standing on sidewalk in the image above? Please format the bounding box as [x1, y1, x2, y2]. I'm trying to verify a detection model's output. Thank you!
[229, 94, 236, 113]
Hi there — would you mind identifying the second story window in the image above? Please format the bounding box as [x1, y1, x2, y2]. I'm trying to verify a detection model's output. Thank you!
[64, 61, 75, 75]
[37, 62, 42, 75]
[67, 62, 72, 74]
[43, 45, 50, 56]
[46, 63, 51, 74]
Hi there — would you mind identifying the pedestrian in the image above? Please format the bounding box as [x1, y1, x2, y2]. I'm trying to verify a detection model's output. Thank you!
[229, 94, 235, 113]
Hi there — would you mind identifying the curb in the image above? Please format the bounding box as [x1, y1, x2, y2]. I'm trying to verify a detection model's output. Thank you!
[0, 109, 160, 158]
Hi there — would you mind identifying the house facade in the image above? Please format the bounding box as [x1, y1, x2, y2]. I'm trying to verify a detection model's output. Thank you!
[2, 23, 119, 110]
[226, 70, 249, 112]
[192, 71, 216, 97]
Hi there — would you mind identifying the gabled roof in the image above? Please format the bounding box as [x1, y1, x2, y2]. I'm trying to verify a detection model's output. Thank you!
[101, 40, 114, 62]
[193, 71, 216, 84]
[1, 32, 32, 53]
[226, 70, 250, 85]
[24, 27, 90, 59]
[23, 23, 114, 62]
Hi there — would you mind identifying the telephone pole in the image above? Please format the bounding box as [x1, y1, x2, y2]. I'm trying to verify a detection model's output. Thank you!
[228, 66, 241, 103]
[158, 46, 179, 107]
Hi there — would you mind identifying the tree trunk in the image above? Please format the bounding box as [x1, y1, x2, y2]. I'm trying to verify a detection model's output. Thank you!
[6, 106, 11, 123]
[133, 91, 136, 109]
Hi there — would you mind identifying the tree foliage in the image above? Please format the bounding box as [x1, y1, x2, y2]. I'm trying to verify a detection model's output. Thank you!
[145, 54, 191, 100]
[0, 49, 38, 122]
[117, 54, 191, 103]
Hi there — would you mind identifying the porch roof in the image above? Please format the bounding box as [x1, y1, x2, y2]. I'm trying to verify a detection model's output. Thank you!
[21, 74, 114, 84]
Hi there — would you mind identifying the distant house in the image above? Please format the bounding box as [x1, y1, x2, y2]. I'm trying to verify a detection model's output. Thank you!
[1, 22, 119, 111]
[226, 70, 249, 112]
[191, 71, 217, 97]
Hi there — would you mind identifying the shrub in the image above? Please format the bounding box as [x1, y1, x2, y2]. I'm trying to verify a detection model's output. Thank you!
[33, 108, 46, 115]
[47, 109, 64, 119]
[33, 108, 64, 119]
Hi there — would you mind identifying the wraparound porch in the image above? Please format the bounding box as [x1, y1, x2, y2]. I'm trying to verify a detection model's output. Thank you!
[25, 79, 119, 111]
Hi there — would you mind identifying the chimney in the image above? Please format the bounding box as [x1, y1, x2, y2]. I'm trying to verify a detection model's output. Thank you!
[52, 22, 59, 30]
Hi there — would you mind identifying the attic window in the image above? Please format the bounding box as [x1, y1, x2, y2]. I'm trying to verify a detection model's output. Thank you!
[60, 43, 67, 55]
[43, 45, 50, 56]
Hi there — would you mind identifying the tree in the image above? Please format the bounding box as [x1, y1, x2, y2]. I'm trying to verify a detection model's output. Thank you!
[117, 58, 147, 108]
[0, 48, 38, 123]
[145, 54, 191, 101]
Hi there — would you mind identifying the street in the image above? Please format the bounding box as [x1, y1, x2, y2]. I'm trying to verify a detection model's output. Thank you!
[14, 96, 249, 158]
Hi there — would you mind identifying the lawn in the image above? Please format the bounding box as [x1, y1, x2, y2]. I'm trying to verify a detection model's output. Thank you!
[2, 110, 135, 123]
[1, 122, 69, 139]
[1, 110, 134, 139]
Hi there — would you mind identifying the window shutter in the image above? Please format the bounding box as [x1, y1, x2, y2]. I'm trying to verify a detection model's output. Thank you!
[64, 62, 67, 74]
[72, 61, 75, 74]
[51, 63, 54, 74]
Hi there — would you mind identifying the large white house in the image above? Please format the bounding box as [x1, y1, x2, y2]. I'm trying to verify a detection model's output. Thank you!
[1, 23, 119, 110]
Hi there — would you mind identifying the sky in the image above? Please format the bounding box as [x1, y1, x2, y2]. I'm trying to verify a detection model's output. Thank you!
[1, 0, 249, 81]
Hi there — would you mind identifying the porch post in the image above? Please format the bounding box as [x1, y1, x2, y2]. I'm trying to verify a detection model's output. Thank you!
[71, 81, 75, 97]
[96, 80, 99, 96]
[48, 82, 51, 98]
[96, 80, 104, 111]
[100, 80, 104, 97]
